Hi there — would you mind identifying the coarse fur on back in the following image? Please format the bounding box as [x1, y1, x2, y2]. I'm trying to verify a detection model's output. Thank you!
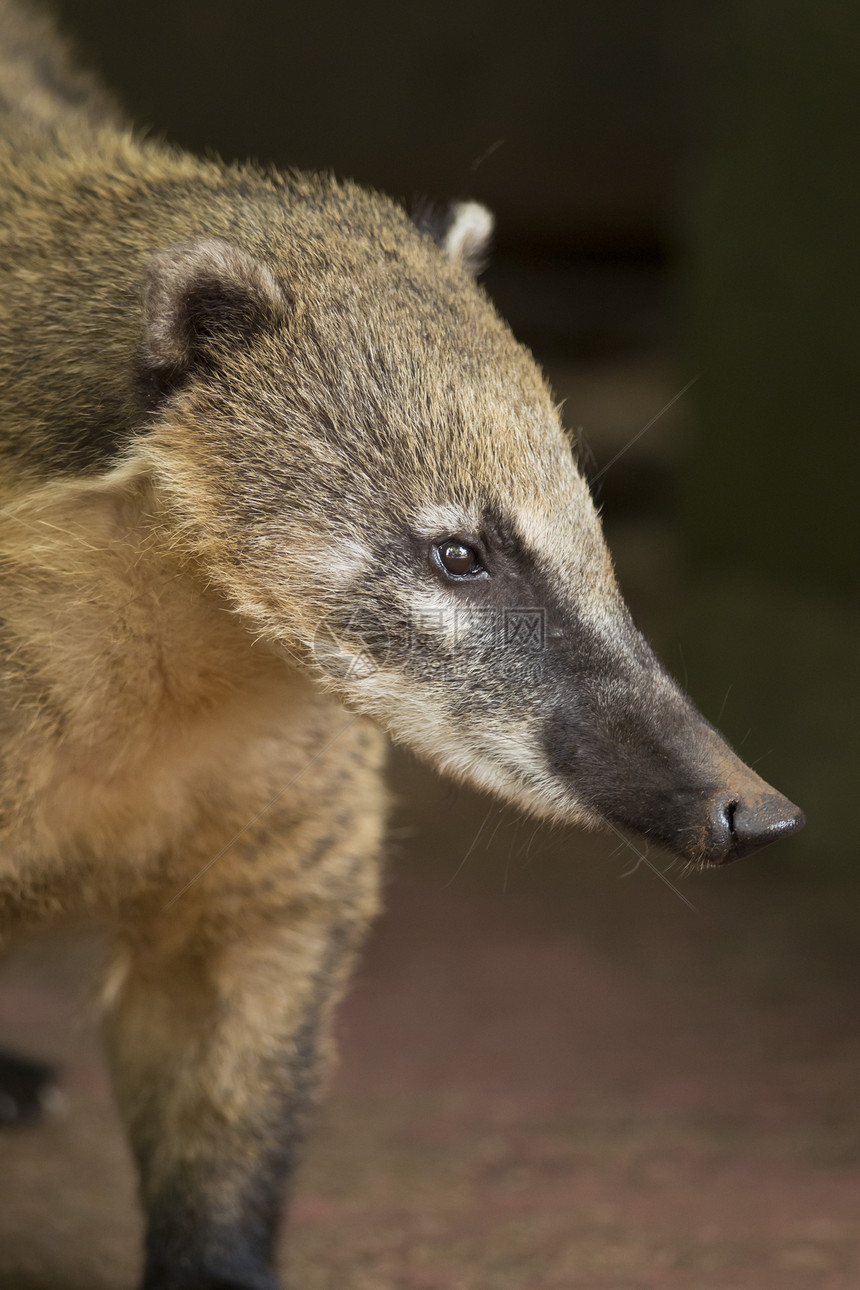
[0, 2, 803, 1287]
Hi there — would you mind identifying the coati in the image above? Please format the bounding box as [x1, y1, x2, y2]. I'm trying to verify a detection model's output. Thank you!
[0, 0, 804, 1286]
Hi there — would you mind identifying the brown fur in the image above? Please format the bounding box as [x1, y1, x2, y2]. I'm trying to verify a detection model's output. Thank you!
[0, 2, 803, 1286]
[0, 0, 121, 130]
[0, 459, 387, 1285]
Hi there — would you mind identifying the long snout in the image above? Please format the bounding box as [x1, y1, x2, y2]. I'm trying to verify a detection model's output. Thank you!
[544, 645, 805, 866]
[581, 739, 806, 867]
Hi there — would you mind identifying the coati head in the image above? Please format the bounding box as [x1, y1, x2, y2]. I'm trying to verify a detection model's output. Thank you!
[136, 179, 804, 866]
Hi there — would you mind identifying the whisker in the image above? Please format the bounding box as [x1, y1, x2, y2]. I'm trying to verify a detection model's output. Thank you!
[591, 373, 702, 485]
[469, 138, 504, 173]
[603, 820, 698, 913]
[444, 805, 495, 888]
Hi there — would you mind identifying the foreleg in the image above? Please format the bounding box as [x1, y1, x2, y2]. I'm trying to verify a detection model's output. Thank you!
[103, 837, 380, 1290]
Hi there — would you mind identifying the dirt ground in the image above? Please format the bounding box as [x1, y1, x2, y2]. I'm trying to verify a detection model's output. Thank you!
[1, 756, 859, 1290]
[1, 355, 856, 1289]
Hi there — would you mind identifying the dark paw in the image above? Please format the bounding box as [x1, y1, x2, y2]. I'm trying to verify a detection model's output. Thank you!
[142, 1246, 284, 1290]
[0, 1050, 61, 1125]
[141, 1275, 284, 1290]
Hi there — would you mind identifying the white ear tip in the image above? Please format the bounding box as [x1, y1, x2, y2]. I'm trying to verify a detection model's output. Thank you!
[443, 201, 495, 272]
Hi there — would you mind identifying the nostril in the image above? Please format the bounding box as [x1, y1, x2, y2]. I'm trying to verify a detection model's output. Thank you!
[704, 789, 805, 864]
[700, 782, 804, 865]
[725, 798, 739, 842]
[718, 791, 806, 862]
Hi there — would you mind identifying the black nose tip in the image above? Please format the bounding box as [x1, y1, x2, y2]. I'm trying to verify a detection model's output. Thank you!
[709, 791, 806, 863]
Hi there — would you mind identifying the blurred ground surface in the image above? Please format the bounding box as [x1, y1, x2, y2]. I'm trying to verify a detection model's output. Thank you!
[1, 356, 857, 1290]
[1, 836, 859, 1290]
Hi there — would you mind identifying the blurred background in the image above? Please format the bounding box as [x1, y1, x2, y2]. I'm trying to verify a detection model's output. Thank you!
[1, 2, 858, 1287]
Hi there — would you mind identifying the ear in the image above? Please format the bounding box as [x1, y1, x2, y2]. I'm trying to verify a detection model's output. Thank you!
[140, 238, 287, 396]
[443, 201, 494, 274]
[413, 200, 494, 276]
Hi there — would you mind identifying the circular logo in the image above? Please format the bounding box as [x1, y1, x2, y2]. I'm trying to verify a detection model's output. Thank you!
[310, 608, 391, 683]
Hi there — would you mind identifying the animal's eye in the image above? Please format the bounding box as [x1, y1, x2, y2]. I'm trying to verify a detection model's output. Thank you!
[436, 539, 482, 577]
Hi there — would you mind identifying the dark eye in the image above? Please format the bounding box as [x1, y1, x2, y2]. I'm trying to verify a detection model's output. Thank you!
[436, 539, 482, 577]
